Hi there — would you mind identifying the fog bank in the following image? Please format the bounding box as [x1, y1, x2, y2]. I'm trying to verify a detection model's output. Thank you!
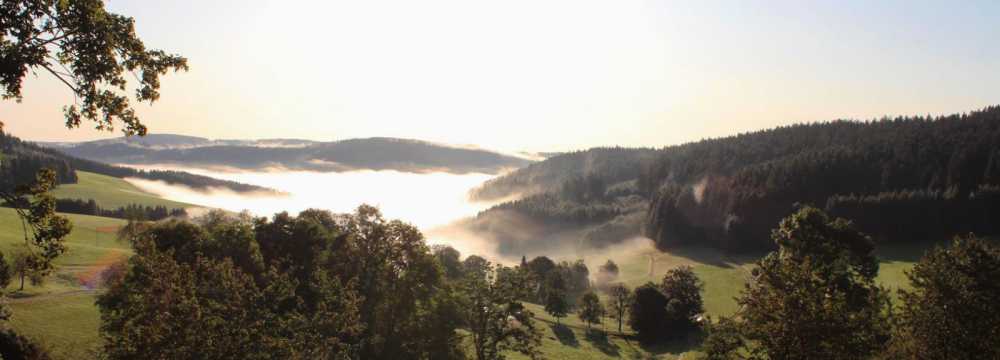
[124, 166, 499, 231]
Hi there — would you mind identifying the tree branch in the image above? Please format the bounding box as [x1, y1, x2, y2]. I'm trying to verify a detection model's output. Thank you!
[39, 62, 79, 94]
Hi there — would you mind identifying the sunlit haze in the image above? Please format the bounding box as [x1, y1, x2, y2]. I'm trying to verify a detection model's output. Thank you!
[122, 166, 506, 258]
[124, 167, 496, 229]
[5, 0, 999, 152]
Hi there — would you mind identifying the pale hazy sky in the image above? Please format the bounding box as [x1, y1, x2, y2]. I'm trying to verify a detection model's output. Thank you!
[4, 0, 998, 152]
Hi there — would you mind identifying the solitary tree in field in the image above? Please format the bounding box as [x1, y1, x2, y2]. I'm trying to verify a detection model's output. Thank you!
[886, 235, 1000, 359]
[462, 263, 542, 360]
[1, 0, 188, 135]
[9, 249, 32, 292]
[607, 283, 631, 333]
[659, 266, 704, 336]
[544, 271, 570, 324]
[595, 259, 619, 289]
[577, 291, 605, 331]
[628, 282, 669, 343]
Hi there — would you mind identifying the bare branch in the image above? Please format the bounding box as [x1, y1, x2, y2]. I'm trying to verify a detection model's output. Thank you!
[39, 62, 79, 94]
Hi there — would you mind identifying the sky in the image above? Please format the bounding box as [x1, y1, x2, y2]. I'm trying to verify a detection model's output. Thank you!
[4, 0, 999, 152]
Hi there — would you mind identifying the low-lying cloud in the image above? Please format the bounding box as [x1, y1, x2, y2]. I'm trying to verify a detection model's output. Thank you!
[125, 167, 500, 230]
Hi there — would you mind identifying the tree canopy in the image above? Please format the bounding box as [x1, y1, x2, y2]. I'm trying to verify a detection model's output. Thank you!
[703, 206, 892, 359]
[887, 235, 1000, 359]
[1, 0, 188, 135]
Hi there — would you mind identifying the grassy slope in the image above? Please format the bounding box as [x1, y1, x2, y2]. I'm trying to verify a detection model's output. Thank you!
[1, 208, 129, 357]
[50, 171, 194, 209]
[512, 243, 920, 359]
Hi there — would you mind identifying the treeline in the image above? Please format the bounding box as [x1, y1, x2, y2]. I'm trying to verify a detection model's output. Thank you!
[0, 131, 276, 194]
[472, 105, 1000, 254]
[825, 184, 1000, 242]
[646, 106, 1000, 251]
[469, 147, 655, 201]
[52, 198, 187, 221]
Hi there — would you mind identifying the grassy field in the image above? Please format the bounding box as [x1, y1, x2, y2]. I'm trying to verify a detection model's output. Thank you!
[50, 171, 195, 209]
[1, 169, 202, 358]
[0, 208, 129, 357]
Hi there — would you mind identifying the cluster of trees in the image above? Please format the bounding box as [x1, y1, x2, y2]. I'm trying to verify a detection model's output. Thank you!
[701, 206, 1000, 359]
[97, 207, 544, 360]
[520, 254, 706, 344]
[52, 198, 188, 221]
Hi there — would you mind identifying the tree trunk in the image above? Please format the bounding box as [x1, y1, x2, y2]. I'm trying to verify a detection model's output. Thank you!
[19, 272, 24, 291]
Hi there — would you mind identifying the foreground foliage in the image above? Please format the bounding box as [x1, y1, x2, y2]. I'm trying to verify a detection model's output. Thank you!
[703, 206, 892, 359]
[1, 0, 187, 135]
[886, 235, 1000, 359]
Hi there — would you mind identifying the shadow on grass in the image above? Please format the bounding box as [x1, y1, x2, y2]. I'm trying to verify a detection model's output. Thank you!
[549, 323, 579, 347]
[875, 239, 943, 263]
[584, 329, 621, 357]
[629, 329, 705, 357]
[656, 245, 755, 269]
[7, 291, 33, 299]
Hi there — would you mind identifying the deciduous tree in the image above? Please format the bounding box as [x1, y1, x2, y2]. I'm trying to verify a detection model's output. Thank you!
[544, 272, 569, 324]
[704, 206, 892, 359]
[1, 0, 188, 135]
[628, 282, 669, 343]
[462, 263, 542, 360]
[578, 291, 605, 331]
[887, 235, 1000, 359]
[607, 283, 631, 333]
[659, 265, 704, 336]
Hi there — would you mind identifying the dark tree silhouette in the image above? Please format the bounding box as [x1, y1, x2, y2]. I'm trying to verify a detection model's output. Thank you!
[887, 235, 1000, 359]
[1, 0, 188, 135]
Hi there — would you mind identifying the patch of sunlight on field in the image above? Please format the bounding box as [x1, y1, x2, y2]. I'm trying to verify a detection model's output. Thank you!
[51, 171, 195, 209]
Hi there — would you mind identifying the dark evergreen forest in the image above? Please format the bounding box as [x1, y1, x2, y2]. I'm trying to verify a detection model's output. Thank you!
[472, 106, 1000, 253]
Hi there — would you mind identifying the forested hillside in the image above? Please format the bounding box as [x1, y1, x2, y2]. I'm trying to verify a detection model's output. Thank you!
[471, 106, 1000, 254]
[0, 132, 275, 194]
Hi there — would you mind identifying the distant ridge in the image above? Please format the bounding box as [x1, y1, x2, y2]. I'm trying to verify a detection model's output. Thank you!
[1, 131, 278, 194]
[40, 134, 534, 174]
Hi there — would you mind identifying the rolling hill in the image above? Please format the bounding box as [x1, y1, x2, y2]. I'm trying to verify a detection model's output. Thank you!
[42, 134, 534, 174]
[1, 131, 276, 194]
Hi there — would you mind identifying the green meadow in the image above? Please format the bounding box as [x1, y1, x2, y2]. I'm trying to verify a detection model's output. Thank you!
[1, 208, 128, 357]
[50, 171, 194, 209]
